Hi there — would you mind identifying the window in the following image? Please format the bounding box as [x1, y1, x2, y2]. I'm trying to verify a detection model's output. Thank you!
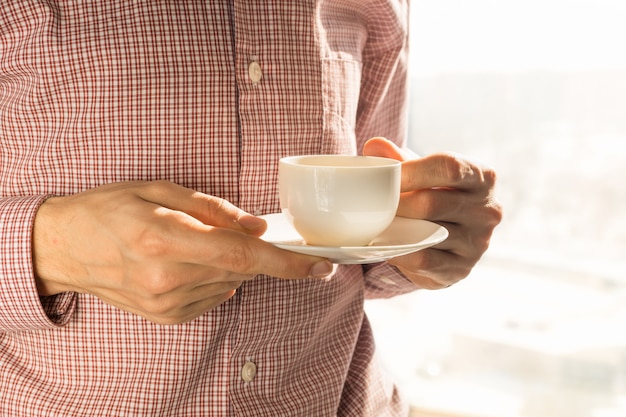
[366, 1, 626, 416]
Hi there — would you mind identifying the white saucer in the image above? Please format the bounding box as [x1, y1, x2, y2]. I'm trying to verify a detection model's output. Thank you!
[259, 213, 448, 264]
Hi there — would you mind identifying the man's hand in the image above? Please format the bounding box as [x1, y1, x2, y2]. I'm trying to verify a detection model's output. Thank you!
[363, 137, 503, 289]
[33, 181, 333, 324]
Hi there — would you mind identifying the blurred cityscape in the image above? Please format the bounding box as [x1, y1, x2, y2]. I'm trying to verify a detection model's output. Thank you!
[366, 69, 626, 417]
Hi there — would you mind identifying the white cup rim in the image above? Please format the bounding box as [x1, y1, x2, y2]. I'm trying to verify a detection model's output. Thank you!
[280, 155, 401, 168]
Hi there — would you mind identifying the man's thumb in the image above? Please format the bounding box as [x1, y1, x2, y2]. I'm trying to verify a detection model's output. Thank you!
[362, 137, 419, 161]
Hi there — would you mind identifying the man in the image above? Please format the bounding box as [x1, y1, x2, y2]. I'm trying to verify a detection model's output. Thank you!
[0, 1, 502, 415]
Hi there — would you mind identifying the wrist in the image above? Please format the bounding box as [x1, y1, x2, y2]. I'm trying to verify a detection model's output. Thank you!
[32, 197, 76, 296]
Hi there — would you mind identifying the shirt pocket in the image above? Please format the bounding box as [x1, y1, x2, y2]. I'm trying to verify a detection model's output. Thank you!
[320, 57, 362, 155]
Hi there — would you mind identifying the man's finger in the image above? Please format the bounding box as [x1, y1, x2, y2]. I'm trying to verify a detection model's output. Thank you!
[362, 137, 419, 161]
[136, 180, 267, 235]
[401, 153, 497, 193]
[197, 227, 334, 279]
[137, 208, 332, 280]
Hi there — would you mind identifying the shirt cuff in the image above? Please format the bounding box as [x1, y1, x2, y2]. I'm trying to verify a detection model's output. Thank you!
[0, 195, 77, 331]
[363, 262, 418, 299]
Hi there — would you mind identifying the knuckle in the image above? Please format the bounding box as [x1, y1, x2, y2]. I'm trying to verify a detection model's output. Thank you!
[148, 299, 175, 317]
[482, 166, 498, 187]
[146, 179, 175, 196]
[135, 226, 172, 259]
[418, 192, 441, 219]
[462, 227, 491, 261]
[135, 296, 167, 318]
[402, 189, 435, 219]
[455, 264, 473, 280]
[487, 198, 504, 226]
[140, 269, 179, 296]
[419, 198, 435, 219]
[439, 153, 470, 185]
[141, 294, 183, 321]
[204, 195, 238, 223]
[210, 195, 230, 212]
[474, 234, 492, 255]
[441, 267, 472, 285]
[219, 241, 257, 273]
[204, 195, 226, 219]
[437, 153, 499, 190]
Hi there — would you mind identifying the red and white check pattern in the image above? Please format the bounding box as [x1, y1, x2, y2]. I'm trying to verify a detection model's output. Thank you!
[0, 1, 414, 415]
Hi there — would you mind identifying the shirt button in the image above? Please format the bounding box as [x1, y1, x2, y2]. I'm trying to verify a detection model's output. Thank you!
[241, 361, 257, 382]
[248, 61, 263, 83]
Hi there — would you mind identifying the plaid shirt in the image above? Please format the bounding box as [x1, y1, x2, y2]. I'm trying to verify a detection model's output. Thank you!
[0, 1, 414, 415]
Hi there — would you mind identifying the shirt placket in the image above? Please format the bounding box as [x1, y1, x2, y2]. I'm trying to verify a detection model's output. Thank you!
[228, 2, 324, 415]
[231, 1, 267, 217]
[228, 1, 268, 414]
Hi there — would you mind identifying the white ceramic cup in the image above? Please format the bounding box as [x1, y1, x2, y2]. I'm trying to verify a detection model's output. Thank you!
[279, 155, 401, 246]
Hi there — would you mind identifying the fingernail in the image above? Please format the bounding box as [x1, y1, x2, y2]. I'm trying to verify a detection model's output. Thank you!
[238, 214, 266, 231]
[308, 261, 333, 278]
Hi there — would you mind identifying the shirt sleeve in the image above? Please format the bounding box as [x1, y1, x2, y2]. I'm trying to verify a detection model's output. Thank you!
[0, 195, 77, 331]
[355, 1, 410, 155]
[357, 3, 417, 299]
[362, 262, 418, 299]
